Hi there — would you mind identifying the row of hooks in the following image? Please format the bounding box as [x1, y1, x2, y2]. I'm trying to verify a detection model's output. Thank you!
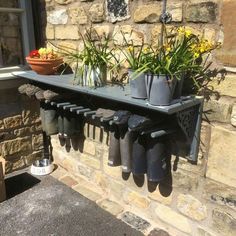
[45, 100, 177, 139]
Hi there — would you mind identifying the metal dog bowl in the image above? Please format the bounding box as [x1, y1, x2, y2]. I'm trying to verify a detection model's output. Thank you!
[30, 159, 54, 176]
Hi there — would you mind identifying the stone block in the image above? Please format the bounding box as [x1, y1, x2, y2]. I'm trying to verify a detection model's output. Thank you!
[75, 162, 93, 179]
[113, 25, 144, 46]
[68, 6, 88, 25]
[168, 3, 183, 22]
[47, 9, 68, 25]
[22, 100, 40, 125]
[203, 179, 236, 210]
[134, 4, 161, 23]
[60, 175, 78, 187]
[55, 25, 80, 40]
[108, 179, 125, 200]
[1, 137, 31, 158]
[215, 0, 236, 66]
[212, 208, 236, 236]
[102, 151, 121, 179]
[155, 204, 191, 234]
[83, 140, 96, 156]
[3, 115, 22, 129]
[177, 194, 207, 221]
[106, 0, 130, 23]
[0, 120, 4, 130]
[98, 199, 123, 216]
[32, 134, 44, 151]
[148, 189, 172, 206]
[89, 3, 104, 23]
[93, 171, 108, 190]
[50, 166, 68, 180]
[45, 24, 54, 40]
[172, 169, 199, 192]
[80, 154, 101, 170]
[209, 75, 236, 97]
[61, 157, 79, 173]
[197, 227, 214, 236]
[14, 127, 31, 137]
[125, 191, 150, 209]
[186, 1, 218, 23]
[231, 103, 236, 127]
[55, 0, 72, 4]
[206, 125, 236, 187]
[203, 98, 232, 123]
[94, 25, 110, 38]
[121, 211, 151, 232]
[73, 184, 102, 202]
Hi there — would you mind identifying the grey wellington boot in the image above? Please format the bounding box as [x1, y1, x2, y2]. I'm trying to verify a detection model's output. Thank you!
[146, 136, 169, 182]
[108, 126, 121, 166]
[44, 105, 58, 136]
[113, 110, 132, 173]
[63, 112, 80, 138]
[131, 133, 147, 175]
[128, 114, 153, 175]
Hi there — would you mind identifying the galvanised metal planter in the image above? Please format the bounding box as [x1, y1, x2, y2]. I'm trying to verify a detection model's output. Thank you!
[128, 70, 147, 99]
[146, 74, 177, 106]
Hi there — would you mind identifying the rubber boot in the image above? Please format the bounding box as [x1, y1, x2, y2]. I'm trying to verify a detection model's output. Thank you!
[63, 112, 81, 138]
[131, 133, 147, 175]
[108, 126, 121, 166]
[44, 104, 58, 136]
[119, 126, 133, 173]
[114, 111, 132, 173]
[146, 136, 169, 182]
[128, 114, 152, 175]
[58, 114, 64, 137]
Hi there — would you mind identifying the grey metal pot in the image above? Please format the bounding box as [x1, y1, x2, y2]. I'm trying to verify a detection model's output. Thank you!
[146, 74, 176, 106]
[129, 70, 147, 99]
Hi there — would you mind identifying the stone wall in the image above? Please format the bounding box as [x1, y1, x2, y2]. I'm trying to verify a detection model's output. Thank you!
[40, 0, 235, 235]
[0, 79, 43, 175]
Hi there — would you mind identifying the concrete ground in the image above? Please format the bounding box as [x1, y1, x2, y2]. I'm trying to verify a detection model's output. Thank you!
[0, 172, 143, 236]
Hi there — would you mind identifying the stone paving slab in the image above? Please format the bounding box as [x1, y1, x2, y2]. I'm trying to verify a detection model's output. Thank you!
[0, 173, 143, 236]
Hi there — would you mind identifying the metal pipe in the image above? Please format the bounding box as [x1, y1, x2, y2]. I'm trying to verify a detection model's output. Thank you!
[0, 7, 24, 13]
[63, 104, 77, 110]
[150, 129, 175, 138]
[84, 111, 96, 117]
[56, 102, 70, 108]
[76, 108, 90, 115]
[70, 106, 84, 112]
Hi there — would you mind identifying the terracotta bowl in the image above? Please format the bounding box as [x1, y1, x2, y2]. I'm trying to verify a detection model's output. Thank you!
[26, 57, 63, 75]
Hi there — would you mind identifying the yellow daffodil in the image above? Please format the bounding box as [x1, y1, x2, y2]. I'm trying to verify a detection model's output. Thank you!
[127, 46, 134, 52]
[185, 30, 192, 38]
[194, 52, 200, 58]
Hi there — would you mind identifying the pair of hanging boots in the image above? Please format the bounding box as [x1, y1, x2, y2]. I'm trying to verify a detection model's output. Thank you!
[128, 115, 170, 182]
[108, 112, 170, 182]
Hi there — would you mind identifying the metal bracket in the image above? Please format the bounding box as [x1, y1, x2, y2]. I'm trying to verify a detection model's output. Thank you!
[176, 101, 203, 162]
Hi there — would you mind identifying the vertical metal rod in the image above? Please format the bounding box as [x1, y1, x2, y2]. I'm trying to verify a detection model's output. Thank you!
[160, 0, 168, 53]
